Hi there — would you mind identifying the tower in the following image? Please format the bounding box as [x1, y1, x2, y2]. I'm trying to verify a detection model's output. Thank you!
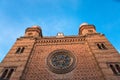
[79, 22, 96, 35]
[0, 26, 42, 80]
[25, 25, 42, 37]
[0, 23, 120, 80]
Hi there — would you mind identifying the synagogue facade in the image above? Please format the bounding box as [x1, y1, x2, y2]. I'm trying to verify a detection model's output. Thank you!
[0, 23, 120, 80]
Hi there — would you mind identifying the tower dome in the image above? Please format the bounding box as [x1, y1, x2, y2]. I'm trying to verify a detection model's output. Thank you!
[31, 25, 42, 30]
[80, 22, 89, 27]
[32, 25, 40, 28]
[32, 25, 39, 27]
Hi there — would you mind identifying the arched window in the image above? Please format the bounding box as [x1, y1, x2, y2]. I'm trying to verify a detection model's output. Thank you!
[115, 64, 120, 73]
[16, 47, 21, 53]
[110, 64, 117, 75]
[21, 47, 25, 53]
[97, 44, 102, 49]
[101, 43, 107, 49]
[1, 69, 8, 79]
[6, 69, 14, 79]
[0, 67, 16, 80]
[16, 47, 25, 54]
[96, 43, 107, 50]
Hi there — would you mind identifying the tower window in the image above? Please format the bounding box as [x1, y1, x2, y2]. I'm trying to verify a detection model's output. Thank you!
[115, 64, 120, 73]
[97, 44, 102, 49]
[96, 43, 107, 50]
[107, 62, 120, 75]
[1, 69, 8, 79]
[6, 69, 14, 79]
[88, 30, 93, 33]
[28, 32, 33, 36]
[109, 64, 117, 75]
[16, 47, 21, 53]
[101, 43, 107, 49]
[0, 67, 16, 79]
[21, 47, 25, 53]
[16, 47, 25, 54]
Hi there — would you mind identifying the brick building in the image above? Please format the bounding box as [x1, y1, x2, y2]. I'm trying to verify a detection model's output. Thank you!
[0, 23, 120, 80]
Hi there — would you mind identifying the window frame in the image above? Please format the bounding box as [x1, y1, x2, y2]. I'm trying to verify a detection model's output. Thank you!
[0, 67, 17, 79]
[96, 42, 107, 50]
[15, 46, 25, 54]
[107, 62, 120, 76]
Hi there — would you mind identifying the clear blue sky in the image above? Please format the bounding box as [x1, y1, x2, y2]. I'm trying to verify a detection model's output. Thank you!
[0, 0, 120, 62]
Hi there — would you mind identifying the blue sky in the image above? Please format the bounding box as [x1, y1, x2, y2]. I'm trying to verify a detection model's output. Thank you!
[0, 0, 120, 62]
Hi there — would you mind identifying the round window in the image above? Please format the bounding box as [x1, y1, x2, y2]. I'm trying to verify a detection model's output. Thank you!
[47, 49, 76, 74]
